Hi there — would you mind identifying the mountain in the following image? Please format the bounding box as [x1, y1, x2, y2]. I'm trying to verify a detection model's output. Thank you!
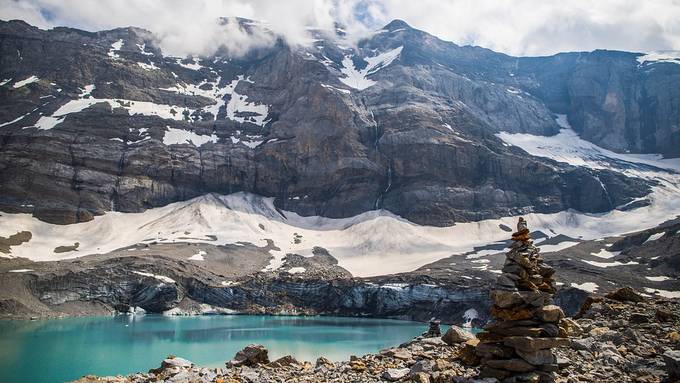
[2, 18, 678, 228]
[0, 18, 679, 316]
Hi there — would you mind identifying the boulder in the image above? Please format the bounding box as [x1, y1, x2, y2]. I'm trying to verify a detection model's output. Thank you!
[663, 350, 680, 379]
[268, 355, 298, 368]
[442, 326, 475, 345]
[160, 356, 193, 370]
[382, 367, 410, 381]
[227, 344, 269, 367]
[605, 287, 644, 303]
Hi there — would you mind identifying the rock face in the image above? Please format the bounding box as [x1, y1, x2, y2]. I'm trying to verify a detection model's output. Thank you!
[476, 217, 569, 382]
[0, 19, 660, 226]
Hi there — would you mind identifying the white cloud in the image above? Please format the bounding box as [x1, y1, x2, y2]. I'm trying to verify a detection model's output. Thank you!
[1, 0, 680, 57]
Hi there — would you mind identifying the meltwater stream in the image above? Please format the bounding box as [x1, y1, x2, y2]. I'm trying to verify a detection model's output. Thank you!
[0, 315, 435, 383]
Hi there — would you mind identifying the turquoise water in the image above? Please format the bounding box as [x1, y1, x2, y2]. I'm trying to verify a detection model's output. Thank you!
[0, 315, 431, 383]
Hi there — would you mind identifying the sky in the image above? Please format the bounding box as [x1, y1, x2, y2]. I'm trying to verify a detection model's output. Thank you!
[1, 0, 680, 57]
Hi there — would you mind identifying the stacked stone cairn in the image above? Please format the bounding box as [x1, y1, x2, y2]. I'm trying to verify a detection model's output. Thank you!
[424, 318, 442, 337]
[476, 217, 570, 383]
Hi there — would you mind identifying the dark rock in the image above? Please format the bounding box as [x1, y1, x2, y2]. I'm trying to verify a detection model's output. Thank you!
[605, 287, 644, 303]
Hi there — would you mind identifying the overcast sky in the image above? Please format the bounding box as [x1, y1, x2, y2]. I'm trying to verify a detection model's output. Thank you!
[2, 0, 679, 57]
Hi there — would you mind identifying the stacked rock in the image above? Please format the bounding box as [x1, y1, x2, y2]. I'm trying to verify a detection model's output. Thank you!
[476, 217, 570, 383]
[424, 318, 442, 337]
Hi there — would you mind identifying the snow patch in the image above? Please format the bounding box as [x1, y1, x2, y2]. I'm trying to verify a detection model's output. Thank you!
[12, 76, 39, 89]
[132, 271, 175, 284]
[643, 232, 664, 243]
[8, 269, 33, 273]
[176, 57, 203, 71]
[163, 127, 218, 146]
[108, 39, 124, 59]
[637, 51, 680, 66]
[645, 276, 672, 282]
[590, 248, 621, 259]
[581, 260, 639, 268]
[337, 46, 403, 90]
[188, 250, 206, 261]
[287, 267, 306, 274]
[571, 282, 599, 293]
[138, 62, 160, 71]
[644, 287, 680, 298]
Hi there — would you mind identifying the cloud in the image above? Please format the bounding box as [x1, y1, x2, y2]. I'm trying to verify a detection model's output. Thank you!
[1, 0, 680, 57]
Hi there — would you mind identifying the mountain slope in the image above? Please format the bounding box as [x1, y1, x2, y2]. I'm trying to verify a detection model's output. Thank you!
[2, 19, 673, 227]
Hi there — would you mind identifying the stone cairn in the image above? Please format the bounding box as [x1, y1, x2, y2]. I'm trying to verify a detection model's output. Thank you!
[475, 217, 570, 383]
[423, 318, 441, 337]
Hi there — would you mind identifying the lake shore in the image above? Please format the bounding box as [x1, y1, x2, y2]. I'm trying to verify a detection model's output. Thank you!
[71, 292, 680, 383]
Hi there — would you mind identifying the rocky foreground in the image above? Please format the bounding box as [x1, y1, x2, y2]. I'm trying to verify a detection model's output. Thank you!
[74, 288, 680, 383]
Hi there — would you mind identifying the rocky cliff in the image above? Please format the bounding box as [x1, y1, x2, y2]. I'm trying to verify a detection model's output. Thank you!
[0, 18, 671, 226]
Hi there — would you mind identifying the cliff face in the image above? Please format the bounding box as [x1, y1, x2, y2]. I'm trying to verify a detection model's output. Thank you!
[0, 19, 674, 226]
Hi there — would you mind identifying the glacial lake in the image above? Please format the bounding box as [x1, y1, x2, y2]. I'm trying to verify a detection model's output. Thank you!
[0, 314, 435, 383]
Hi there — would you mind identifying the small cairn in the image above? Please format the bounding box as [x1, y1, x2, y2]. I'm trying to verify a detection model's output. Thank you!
[475, 217, 570, 383]
[423, 318, 442, 337]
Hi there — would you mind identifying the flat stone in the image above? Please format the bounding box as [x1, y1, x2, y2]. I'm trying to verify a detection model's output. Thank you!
[516, 348, 556, 365]
[486, 358, 536, 372]
[491, 306, 533, 321]
[490, 290, 523, 308]
[503, 336, 571, 351]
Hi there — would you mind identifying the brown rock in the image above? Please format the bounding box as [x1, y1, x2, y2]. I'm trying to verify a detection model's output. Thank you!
[491, 306, 534, 321]
[268, 355, 298, 368]
[657, 308, 675, 322]
[503, 336, 571, 351]
[490, 290, 524, 309]
[441, 326, 475, 345]
[227, 344, 269, 367]
[411, 372, 430, 383]
[315, 356, 334, 368]
[605, 287, 644, 302]
[486, 358, 536, 372]
[479, 366, 511, 379]
[516, 348, 556, 365]
[536, 305, 564, 323]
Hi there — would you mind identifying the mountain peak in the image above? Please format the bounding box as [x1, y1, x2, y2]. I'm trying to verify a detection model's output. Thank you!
[383, 19, 412, 32]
